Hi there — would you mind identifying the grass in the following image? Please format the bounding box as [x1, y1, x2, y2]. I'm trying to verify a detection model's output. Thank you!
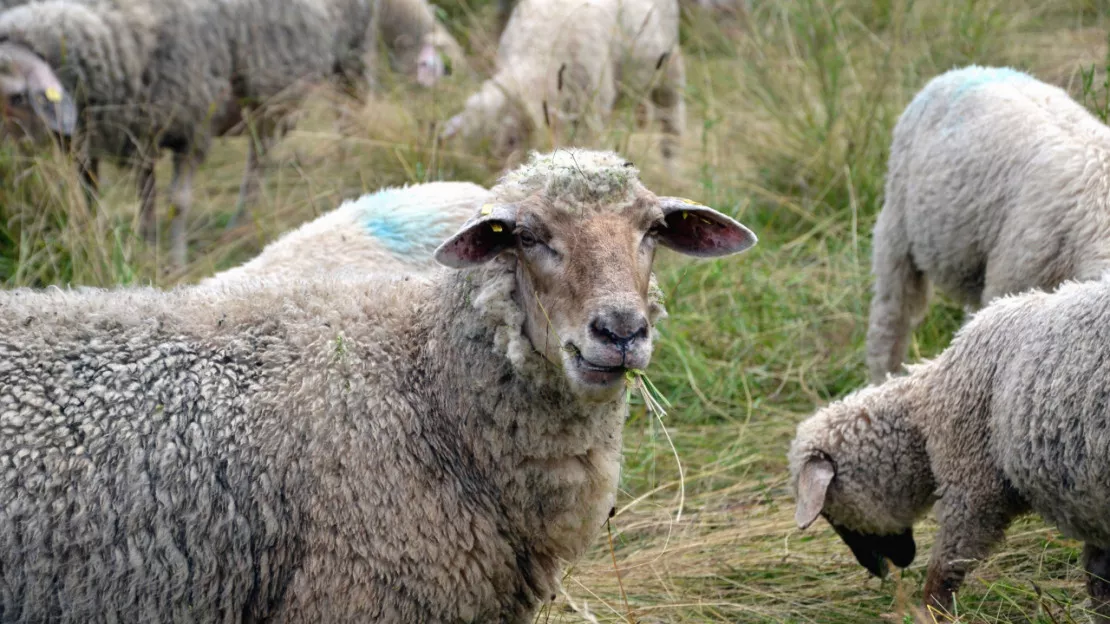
[2, 0, 1109, 621]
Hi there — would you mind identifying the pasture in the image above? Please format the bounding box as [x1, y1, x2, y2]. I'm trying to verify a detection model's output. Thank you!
[1, 0, 1108, 621]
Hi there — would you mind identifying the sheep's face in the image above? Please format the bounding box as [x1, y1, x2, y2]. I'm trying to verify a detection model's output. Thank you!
[0, 42, 76, 142]
[440, 82, 531, 165]
[789, 387, 936, 578]
[435, 162, 757, 402]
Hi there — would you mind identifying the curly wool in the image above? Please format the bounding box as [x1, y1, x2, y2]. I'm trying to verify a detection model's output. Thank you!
[867, 65, 1110, 380]
[794, 274, 1110, 602]
[0, 151, 669, 619]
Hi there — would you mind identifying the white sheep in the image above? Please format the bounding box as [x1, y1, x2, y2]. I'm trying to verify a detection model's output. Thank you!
[441, 0, 685, 170]
[793, 275, 1110, 620]
[0, 149, 756, 621]
[866, 65, 1110, 382]
[202, 180, 491, 286]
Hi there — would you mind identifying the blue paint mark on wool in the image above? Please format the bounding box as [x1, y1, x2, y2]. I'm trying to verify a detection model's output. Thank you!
[355, 187, 461, 255]
[949, 66, 1033, 100]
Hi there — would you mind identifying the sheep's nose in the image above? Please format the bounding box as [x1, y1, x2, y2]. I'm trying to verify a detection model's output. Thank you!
[589, 309, 649, 350]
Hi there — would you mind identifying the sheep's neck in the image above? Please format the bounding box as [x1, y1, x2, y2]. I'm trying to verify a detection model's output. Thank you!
[427, 268, 628, 603]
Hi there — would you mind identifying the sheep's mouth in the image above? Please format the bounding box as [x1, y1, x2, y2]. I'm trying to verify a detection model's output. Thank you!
[566, 345, 627, 386]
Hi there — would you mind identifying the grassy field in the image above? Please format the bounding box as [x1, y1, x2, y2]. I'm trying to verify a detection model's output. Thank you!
[2, 0, 1110, 621]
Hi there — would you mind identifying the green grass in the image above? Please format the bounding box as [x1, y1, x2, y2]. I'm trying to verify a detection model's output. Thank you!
[2, 0, 1109, 621]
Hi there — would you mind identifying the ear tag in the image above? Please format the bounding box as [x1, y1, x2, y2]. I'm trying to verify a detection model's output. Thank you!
[682, 211, 688, 219]
[44, 87, 62, 103]
[490, 223, 503, 233]
[480, 204, 493, 216]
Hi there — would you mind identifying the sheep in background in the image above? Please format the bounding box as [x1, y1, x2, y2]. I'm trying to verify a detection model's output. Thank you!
[0, 0, 381, 267]
[0, 149, 756, 621]
[0, 0, 234, 268]
[792, 275, 1110, 621]
[441, 0, 685, 170]
[866, 65, 1110, 382]
[379, 0, 469, 87]
[203, 180, 490, 286]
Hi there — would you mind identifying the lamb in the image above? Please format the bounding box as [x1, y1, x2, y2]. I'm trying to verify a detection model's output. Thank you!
[0, 149, 756, 621]
[440, 0, 685, 170]
[791, 275, 1110, 621]
[202, 180, 491, 286]
[378, 0, 468, 87]
[866, 65, 1110, 383]
[0, 0, 380, 267]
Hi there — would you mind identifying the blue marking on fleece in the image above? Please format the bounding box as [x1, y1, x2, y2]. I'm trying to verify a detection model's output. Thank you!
[949, 66, 1032, 100]
[901, 66, 1034, 129]
[355, 187, 460, 256]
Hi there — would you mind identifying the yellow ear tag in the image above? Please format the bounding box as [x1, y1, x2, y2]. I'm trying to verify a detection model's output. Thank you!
[480, 203, 493, 216]
[490, 223, 503, 233]
[44, 87, 62, 103]
[679, 197, 705, 206]
[682, 211, 688, 219]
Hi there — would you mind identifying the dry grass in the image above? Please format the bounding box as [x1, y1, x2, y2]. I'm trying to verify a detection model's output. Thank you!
[2, 0, 1110, 621]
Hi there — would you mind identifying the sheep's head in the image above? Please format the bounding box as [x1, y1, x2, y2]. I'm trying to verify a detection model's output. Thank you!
[440, 81, 532, 165]
[0, 41, 76, 141]
[435, 150, 756, 402]
[788, 383, 936, 578]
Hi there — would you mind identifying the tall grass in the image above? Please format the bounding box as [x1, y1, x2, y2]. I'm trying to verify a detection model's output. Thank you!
[1, 0, 1108, 621]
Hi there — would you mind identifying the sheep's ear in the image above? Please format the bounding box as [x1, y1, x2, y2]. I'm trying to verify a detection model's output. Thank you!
[0, 44, 77, 136]
[434, 203, 518, 268]
[829, 523, 916, 579]
[794, 455, 834, 529]
[657, 197, 757, 257]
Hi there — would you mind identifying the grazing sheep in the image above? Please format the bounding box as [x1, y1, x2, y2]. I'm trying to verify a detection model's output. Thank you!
[792, 275, 1110, 621]
[203, 180, 491, 286]
[866, 65, 1110, 382]
[0, 0, 381, 267]
[0, 149, 756, 621]
[379, 0, 468, 87]
[441, 0, 685, 170]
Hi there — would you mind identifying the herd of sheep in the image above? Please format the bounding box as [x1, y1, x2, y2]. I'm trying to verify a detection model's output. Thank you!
[1, 0, 1110, 622]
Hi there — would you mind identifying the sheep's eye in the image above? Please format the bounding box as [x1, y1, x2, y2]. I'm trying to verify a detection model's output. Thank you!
[518, 230, 539, 247]
[8, 92, 25, 107]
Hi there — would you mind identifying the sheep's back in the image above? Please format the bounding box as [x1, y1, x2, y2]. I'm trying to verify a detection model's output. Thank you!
[885, 66, 1110, 305]
[947, 278, 1110, 545]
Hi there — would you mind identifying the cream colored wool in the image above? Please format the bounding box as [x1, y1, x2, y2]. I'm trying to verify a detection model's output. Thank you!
[203, 181, 490, 286]
[867, 65, 1110, 382]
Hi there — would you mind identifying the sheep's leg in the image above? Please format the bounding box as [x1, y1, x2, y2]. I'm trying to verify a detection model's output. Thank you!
[229, 131, 270, 230]
[79, 156, 99, 210]
[866, 214, 929, 383]
[168, 151, 196, 268]
[137, 161, 158, 244]
[922, 492, 1015, 618]
[1084, 544, 1110, 623]
[650, 48, 686, 171]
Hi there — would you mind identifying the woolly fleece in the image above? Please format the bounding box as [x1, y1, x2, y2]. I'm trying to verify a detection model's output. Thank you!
[866, 65, 1110, 381]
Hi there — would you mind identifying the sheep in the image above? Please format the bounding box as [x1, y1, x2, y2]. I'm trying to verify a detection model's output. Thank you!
[202, 180, 491, 286]
[440, 0, 685, 170]
[866, 65, 1110, 383]
[378, 0, 468, 87]
[792, 274, 1110, 621]
[0, 149, 757, 622]
[0, 0, 381, 267]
